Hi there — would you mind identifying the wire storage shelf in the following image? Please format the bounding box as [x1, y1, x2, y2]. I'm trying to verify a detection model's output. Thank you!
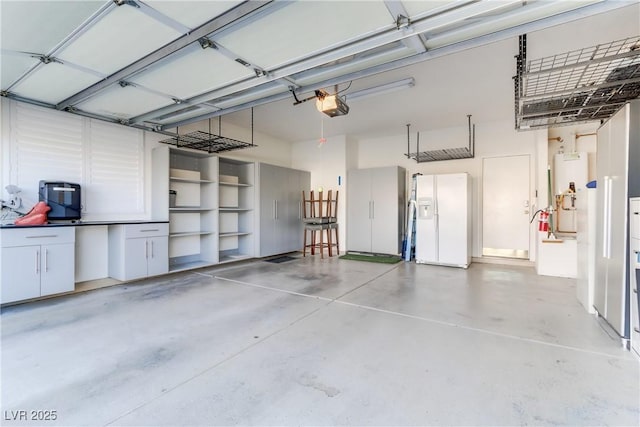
[406, 115, 475, 163]
[515, 35, 640, 130]
[159, 131, 255, 154]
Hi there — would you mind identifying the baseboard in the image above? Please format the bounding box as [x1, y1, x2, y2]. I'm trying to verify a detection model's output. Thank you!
[472, 256, 534, 267]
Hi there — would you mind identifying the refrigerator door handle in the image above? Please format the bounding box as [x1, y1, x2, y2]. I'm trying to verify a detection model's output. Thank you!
[371, 201, 374, 219]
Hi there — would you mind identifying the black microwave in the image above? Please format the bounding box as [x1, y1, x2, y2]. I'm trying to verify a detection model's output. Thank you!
[38, 181, 81, 220]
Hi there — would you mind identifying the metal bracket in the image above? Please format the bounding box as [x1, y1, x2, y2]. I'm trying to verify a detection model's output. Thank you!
[198, 37, 216, 50]
[396, 14, 411, 30]
[113, 0, 139, 8]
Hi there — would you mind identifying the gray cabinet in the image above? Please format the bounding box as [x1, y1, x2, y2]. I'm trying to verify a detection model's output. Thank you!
[258, 163, 310, 257]
[1, 227, 75, 304]
[347, 166, 406, 255]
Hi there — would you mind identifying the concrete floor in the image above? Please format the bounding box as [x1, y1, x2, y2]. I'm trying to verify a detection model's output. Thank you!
[1, 256, 639, 426]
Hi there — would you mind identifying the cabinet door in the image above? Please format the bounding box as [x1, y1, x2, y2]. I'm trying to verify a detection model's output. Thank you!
[283, 169, 306, 252]
[347, 169, 372, 252]
[259, 163, 279, 256]
[40, 243, 75, 296]
[1, 246, 41, 303]
[124, 238, 148, 280]
[147, 236, 169, 277]
[371, 167, 400, 254]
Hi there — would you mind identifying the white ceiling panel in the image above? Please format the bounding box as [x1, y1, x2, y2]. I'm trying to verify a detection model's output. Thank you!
[216, 1, 393, 70]
[77, 85, 174, 119]
[10, 63, 102, 105]
[143, 0, 241, 29]
[403, 1, 460, 19]
[151, 105, 217, 125]
[212, 84, 284, 109]
[1, 54, 39, 89]
[292, 47, 413, 87]
[424, 1, 601, 50]
[0, 1, 104, 54]
[130, 44, 254, 100]
[57, 5, 182, 75]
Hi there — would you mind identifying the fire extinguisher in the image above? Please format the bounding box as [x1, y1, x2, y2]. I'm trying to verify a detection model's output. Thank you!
[538, 210, 549, 232]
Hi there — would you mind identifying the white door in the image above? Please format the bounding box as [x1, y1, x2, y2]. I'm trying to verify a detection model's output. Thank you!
[483, 155, 530, 258]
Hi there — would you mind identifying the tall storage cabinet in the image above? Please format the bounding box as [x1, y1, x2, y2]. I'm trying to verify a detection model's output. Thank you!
[594, 100, 640, 340]
[347, 166, 406, 255]
[258, 163, 311, 257]
[218, 158, 255, 263]
[152, 146, 219, 272]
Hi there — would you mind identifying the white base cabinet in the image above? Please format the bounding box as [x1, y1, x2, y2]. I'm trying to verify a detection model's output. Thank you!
[108, 223, 168, 281]
[1, 227, 75, 304]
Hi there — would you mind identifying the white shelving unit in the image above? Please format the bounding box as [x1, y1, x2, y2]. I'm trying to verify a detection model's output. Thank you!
[152, 146, 219, 272]
[218, 158, 255, 263]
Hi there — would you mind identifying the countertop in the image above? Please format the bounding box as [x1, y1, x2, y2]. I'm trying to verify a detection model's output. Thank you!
[0, 220, 169, 229]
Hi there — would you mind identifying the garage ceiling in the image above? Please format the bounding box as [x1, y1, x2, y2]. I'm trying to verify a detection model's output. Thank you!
[0, 0, 635, 142]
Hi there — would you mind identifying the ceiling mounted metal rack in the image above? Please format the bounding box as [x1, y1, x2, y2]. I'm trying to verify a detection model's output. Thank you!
[159, 111, 256, 154]
[515, 34, 640, 130]
[406, 115, 475, 163]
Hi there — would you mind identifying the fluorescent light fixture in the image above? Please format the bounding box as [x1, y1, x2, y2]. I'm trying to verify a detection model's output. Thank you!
[316, 91, 349, 117]
[345, 77, 415, 101]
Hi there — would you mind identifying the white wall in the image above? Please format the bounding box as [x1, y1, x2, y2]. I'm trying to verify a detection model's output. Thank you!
[348, 119, 545, 259]
[291, 135, 348, 247]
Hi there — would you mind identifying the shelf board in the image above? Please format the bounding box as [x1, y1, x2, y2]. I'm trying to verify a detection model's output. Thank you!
[218, 254, 253, 264]
[219, 232, 251, 237]
[169, 207, 212, 212]
[168, 259, 214, 272]
[219, 181, 251, 187]
[219, 207, 252, 212]
[170, 177, 214, 184]
[170, 231, 214, 238]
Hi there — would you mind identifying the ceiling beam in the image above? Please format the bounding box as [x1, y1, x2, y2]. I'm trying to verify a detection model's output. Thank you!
[130, 1, 513, 124]
[55, 0, 279, 110]
[159, 0, 632, 131]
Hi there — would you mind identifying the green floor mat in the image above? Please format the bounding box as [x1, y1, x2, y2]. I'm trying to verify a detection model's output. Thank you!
[339, 253, 403, 264]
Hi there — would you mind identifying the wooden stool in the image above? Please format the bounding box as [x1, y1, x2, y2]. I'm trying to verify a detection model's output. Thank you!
[302, 190, 339, 258]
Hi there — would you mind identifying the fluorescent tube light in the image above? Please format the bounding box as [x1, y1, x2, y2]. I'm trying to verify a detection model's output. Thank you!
[345, 77, 415, 101]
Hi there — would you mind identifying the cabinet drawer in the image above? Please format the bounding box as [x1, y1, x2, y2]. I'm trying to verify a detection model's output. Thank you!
[1, 227, 75, 248]
[631, 199, 640, 240]
[123, 223, 168, 239]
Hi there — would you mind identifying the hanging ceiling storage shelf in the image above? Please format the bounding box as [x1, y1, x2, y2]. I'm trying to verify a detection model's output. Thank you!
[159, 131, 254, 154]
[515, 35, 640, 130]
[406, 115, 475, 163]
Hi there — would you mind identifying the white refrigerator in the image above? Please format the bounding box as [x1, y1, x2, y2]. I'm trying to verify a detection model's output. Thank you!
[415, 173, 472, 268]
